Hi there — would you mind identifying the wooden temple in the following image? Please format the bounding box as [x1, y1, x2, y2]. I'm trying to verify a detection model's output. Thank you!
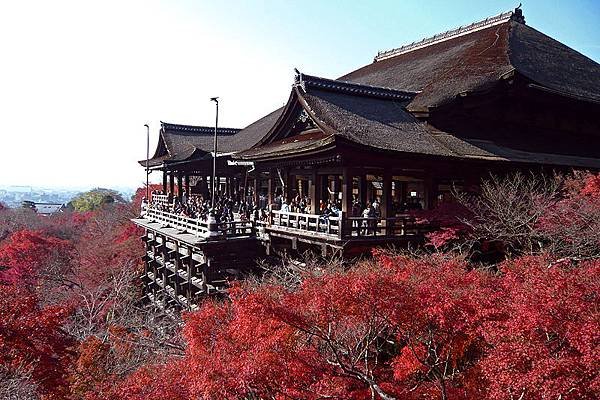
[133, 7, 600, 309]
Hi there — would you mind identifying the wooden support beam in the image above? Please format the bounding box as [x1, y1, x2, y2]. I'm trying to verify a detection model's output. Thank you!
[267, 174, 274, 206]
[308, 170, 317, 214]
[283, 169, 291, 202]
[341, 168, 353, 214]
[169, 173, 175, 197]
[359, 172, 367, 207]
[184, 175, 190, 195]
[177, 173, 183, 200]
[424, 175, 436, 210]
[253, 177, 259, 206]
[381, 172, 393, 218]
[173, 242, 179, 299]
[162, 170, 168, 193]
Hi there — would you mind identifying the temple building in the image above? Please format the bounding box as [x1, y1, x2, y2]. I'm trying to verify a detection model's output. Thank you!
[133, 7, 600, 309]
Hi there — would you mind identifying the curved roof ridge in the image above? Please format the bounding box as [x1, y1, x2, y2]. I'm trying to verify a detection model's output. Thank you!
[160, 121, 240, 135]
[374, 7, 523, 62]
[295, 72, 417, 101]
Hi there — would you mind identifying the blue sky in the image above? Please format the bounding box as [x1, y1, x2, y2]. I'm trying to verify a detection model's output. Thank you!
[0, 0, 598, 188]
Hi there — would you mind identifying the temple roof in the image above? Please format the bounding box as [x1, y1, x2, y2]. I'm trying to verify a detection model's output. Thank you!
[141, 109, 286, 168]
[141, 122, 241, 168]
[236, 74, 465, 160]
[143, 8, 600, 170]
[235, 72, 600, 169]
[339, 8, 600, 110]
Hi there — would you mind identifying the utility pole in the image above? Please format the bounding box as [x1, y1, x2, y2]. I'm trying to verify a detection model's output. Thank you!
[210, 97, 219, 208]
[144, 123, 150, 201]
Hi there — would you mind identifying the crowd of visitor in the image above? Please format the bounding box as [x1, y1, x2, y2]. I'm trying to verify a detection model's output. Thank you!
[142, 189, 420, 235]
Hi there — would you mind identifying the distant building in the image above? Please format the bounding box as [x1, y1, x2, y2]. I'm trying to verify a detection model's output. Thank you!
[22, 201, 65, 215]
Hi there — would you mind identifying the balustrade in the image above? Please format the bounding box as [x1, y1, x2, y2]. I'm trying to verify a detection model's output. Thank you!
[144, 207, 253, 239]
[143, 207, 424, 241]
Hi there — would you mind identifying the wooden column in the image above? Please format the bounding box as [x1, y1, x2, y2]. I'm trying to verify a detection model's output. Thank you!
[321, 174, 329, 204]
[267, 174, 274, 206]
[332, 174, 340, 201]
[161, 235, 168, 307]
[308, 170, 317, 214]
[381, 172, 393, 218]
[172, 242, 179, 299]
[341, 168, 353, 214]
[184, 174, 190, 194]
[424, 175, 436, 210]
[359, 172, 367, 207]
[253, 176, 259, 206]
[162, 170, 168, 193]
[177, 173, 183, 199]
[186, 253, 192, 305]
[283, 169, 291, 202]
[169, 172, 175, 196]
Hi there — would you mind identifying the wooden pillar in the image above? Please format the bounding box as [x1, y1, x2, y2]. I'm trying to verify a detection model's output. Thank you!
[424, 175, 436, 210]
[283, 169, 291, 201]
[359, 172, 367, 207]
[169, 172, 175, 196]
[332, 174, 340, 201]
[177, 173, 183, 199]
[381, 172, 393, 218]
[308, 170, 316, 214]
[321, 174, 329, 204]
[186, 253, 192, 304]
[162, 170, 168, 193]
[161, 235, 168, 307]
[253, 176, 259, 206]
[267, 174, 274, 205]
[341, 168, 353, 214]
[184, 174, 190, 195]
[173, 242, 179, 299]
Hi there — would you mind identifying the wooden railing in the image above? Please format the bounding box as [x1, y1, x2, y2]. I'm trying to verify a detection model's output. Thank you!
[144, 208, 253, 239]
[143, 207, 425, 242]
[344, 215, 421, 237]
[267, 211, 423, 240]
[269, 210, 343, 239]
[152, 194, 170, 206]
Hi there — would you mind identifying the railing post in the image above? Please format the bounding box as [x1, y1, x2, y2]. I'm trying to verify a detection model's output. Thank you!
[338, 211, 344, 240]
[206, 214, 220, 238]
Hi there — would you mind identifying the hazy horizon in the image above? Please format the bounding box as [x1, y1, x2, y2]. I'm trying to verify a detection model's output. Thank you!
[2, 0, 599, 188]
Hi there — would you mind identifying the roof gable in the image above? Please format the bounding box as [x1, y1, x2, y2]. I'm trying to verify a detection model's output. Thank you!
[340, 7, 600, 110]
[508, 21, 600, 103]
[236, 73, 452, 160]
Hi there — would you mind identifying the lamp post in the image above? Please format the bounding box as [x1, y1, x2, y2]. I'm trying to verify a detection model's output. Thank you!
[210, 97, 219, 208]
[144, 124, 150, 202]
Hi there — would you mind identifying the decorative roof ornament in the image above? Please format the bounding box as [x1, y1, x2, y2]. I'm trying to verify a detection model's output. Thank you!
[374, 6, 525, 62]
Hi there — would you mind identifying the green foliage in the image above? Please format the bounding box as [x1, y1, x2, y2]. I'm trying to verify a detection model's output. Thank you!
[68, 188, 125, 212]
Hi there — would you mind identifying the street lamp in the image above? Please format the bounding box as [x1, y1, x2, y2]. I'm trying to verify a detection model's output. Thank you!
[144, 123, 150, 202]
[210, 97, 219, 208]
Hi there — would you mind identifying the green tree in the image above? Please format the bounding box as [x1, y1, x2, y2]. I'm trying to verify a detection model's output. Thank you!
[68, 188, 125, 212]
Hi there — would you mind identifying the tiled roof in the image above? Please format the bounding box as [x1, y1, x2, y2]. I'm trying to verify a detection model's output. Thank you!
[340, 8, 600, 109]
[236, 72, 600, 169]
[140, 123, 241, 167]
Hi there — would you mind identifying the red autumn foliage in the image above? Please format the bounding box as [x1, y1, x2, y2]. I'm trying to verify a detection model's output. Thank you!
[479, 256, 600, 399]
[0, 284, 73, 399]
[131, 183, 164, 212]
[0, 229, 74, 286]
[103, 251, 599, 400]
[410, 202, 472, 249]
[1, 176, 599, 399]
